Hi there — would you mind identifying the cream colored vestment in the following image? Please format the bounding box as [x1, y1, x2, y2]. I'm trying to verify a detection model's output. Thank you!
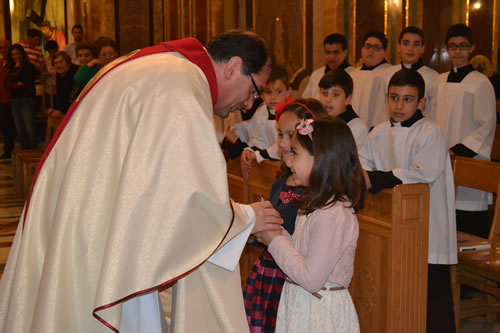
[0, 40, 251, 333]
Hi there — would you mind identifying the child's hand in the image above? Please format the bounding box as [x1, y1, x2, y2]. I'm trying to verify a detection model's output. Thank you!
[225, 126, 238, 144]
[241, 150, 256, 181]
[255, 229, 283, 246]
[250, 200, 283, 233]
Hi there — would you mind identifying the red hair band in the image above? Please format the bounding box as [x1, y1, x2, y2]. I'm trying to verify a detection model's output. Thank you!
[275, 97, 293, 123]
[293, 102, 315, 118]
[275, 99, 315, 123]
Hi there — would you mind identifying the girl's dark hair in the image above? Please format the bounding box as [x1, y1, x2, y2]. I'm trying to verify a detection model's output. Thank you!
[277, 98, 327, 180]
[6, 44, 29, 70]
[295, 116, 366, 213]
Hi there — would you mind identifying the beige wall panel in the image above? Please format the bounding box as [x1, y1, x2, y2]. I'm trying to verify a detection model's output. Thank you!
[88, 0, 115, 41]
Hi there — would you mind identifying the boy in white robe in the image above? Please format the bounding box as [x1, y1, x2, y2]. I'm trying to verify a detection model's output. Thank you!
[432, 24, 496, 238]
[359, 69, 457, 333]
[318, 68, 368, 150]
[222, 66, 291, 162]
[382, 26, 438, 117]
[350, 30, 392, 129]
[302, 33, 354, 100]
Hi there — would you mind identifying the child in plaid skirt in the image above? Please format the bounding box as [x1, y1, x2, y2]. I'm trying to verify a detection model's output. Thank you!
[243, 99, 326, 332]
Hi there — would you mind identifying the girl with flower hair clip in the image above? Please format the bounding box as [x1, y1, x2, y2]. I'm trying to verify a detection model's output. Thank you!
[256, 116, 366, 333]
[243, 98, 327, 333]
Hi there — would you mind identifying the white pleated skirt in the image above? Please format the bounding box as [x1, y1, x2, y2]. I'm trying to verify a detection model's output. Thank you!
[275, 281, 360, 333]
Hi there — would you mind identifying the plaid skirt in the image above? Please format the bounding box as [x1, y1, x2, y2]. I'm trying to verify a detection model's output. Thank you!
[243, 250, 286, 333]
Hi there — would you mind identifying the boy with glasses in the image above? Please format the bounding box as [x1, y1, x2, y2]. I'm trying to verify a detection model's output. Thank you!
[350, 30, 392, 129]
[432, 24, 496, 239]
[383, 26, 438, 117]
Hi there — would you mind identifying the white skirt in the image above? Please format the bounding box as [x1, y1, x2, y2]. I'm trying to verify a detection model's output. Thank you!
[275, 281, 360, 333]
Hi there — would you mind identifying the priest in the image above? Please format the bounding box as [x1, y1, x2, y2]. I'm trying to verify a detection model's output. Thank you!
[0, 30, 280, 333]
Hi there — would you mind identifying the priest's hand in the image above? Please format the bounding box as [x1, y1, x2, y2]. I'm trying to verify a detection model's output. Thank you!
[249, 201, 283, 233]
[254, 229, 283, 246]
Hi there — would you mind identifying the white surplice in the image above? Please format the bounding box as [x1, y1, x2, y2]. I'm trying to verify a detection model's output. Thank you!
[350, 63, 392, 129]
[233, 103, 277, 150]
[432, 70, 496, 211]
[359, 118, 457, 264]
[302, 65, 355, 100]
[346, 117, 368, 151]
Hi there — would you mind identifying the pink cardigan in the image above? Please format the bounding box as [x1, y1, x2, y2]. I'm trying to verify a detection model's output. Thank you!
[268, 201, 359, 292]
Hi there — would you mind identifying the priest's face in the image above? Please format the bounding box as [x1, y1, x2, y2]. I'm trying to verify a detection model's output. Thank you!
[324, 43, 347, 69]
[361, 37, 386, 67]
[214, 58, 271, 118]
[398, 33, 424, 64]
[387, 85, 424, 123]
[446, 36, 475, 68]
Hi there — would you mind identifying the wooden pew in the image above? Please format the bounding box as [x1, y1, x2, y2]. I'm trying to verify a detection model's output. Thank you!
[11, 150, 43, 197]
[228, 157, 430, 332]
[451, 157, 500, 325]
[352, 184, 429, 333]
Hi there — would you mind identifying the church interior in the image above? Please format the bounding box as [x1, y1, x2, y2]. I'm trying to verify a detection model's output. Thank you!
[2, 0, 500, 332]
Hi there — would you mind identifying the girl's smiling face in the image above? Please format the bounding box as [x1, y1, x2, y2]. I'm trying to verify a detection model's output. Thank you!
[277, 112, 300, 163]
[286, 133, 314, 187]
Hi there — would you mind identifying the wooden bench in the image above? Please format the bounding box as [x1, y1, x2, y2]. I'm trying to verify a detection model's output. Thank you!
[352, 184, 429, 332]
[451, 156, 500, 326]
[11, 150, 43, 198]
[228, 157, 430, 332]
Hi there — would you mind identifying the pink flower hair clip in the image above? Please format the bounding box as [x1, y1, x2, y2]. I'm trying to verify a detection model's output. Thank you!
[296, 119, 314, 140]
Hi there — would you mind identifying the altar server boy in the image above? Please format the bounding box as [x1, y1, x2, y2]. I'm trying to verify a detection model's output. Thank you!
[432, 24, 496, 238]
[318, 68, 368, 150]
[383, 26, 438, 117]
[350, 30, 392, 129]
[302, 33, 354, 100]
[360, 69, 457, 333]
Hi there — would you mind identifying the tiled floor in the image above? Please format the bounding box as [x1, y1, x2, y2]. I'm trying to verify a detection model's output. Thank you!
[0, 145, 498, 332]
